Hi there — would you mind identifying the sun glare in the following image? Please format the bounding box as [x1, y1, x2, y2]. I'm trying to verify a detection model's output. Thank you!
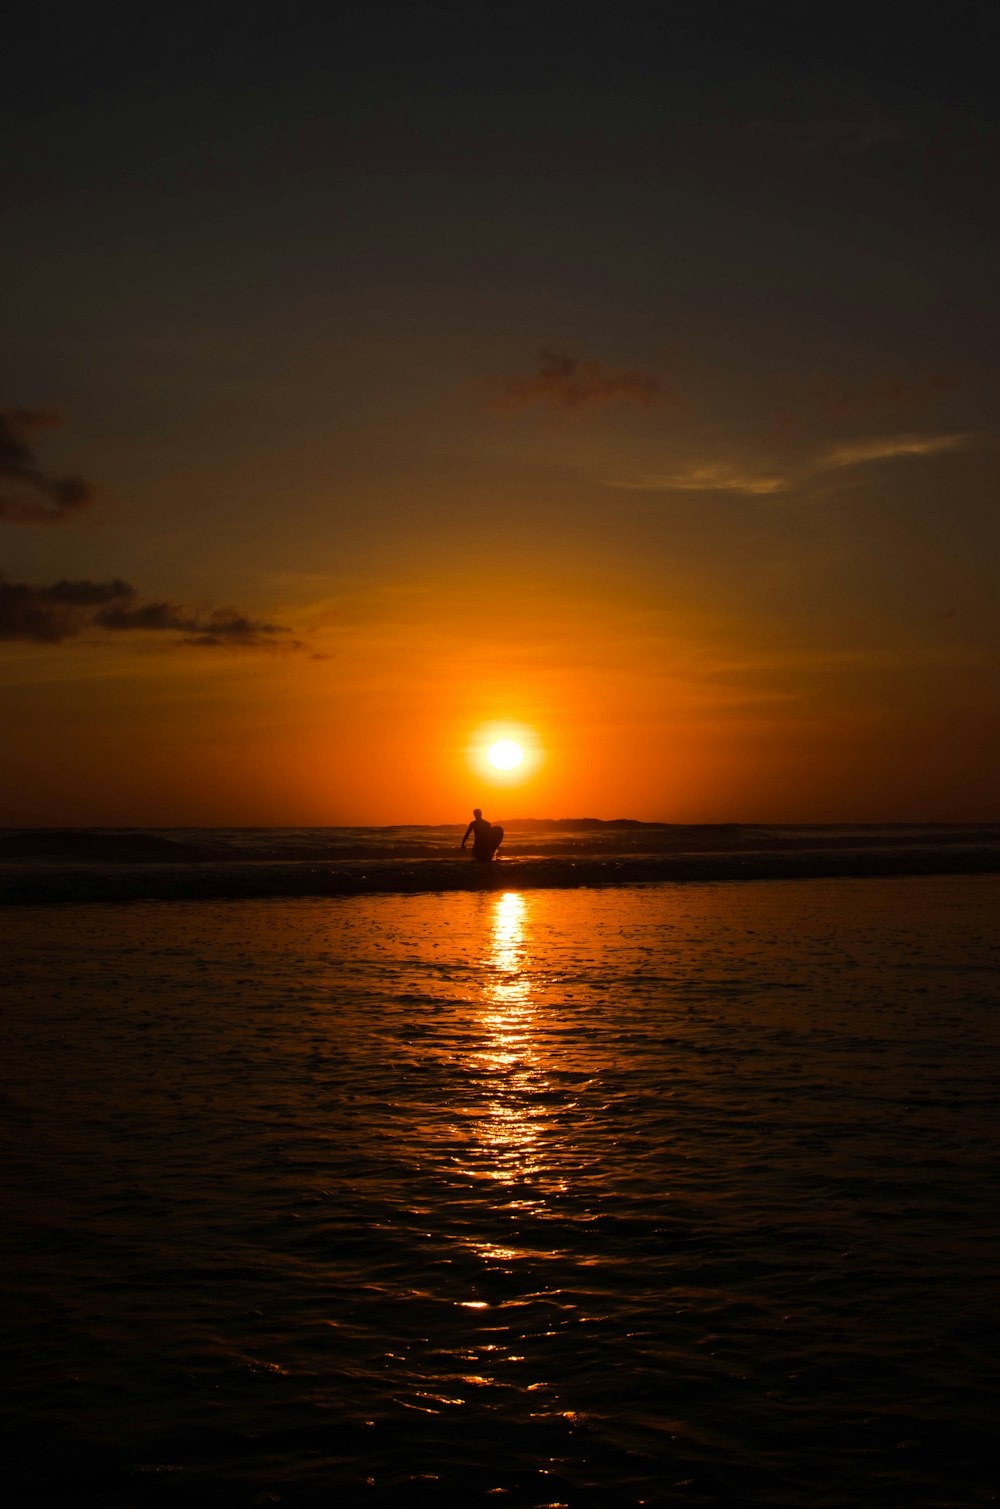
[487, 739, 524, 771]
[467, 723, 540, 785]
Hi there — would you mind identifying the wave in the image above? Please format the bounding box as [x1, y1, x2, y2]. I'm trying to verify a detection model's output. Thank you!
[2, 837, 999, 904]
[3, 820, 999, 867]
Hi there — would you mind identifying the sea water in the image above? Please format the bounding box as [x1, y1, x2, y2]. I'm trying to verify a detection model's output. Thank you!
[1, 820, 999, 904]
[2, 876, 998, 1506]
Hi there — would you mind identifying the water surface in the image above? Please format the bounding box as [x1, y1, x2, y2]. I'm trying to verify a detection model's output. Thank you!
[2, 877, 998, 1505]
[2, 820, 999, 904]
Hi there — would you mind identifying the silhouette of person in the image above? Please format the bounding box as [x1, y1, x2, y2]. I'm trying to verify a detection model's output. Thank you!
[461, 808, 503, 861]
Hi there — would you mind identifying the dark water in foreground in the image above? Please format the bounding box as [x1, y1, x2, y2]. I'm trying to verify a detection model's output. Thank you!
[2, 877, 998, 1506]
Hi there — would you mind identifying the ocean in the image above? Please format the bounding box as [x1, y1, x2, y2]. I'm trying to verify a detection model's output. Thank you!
[1, 827, 998, 1506]
[1, 819, 999, 903]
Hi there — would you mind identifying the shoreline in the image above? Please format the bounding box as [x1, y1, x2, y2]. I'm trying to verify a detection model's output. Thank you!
[2, 844, 998, 905]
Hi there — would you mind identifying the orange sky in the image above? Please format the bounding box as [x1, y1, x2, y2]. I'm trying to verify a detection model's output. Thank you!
[1, 5, 998, 824]
[2, 530, 996, 824]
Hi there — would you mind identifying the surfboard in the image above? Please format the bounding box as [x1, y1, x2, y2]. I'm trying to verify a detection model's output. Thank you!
[473, 824, 504, 861]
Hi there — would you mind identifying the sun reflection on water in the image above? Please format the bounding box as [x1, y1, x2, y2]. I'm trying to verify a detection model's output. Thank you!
[483, 890, 532, 1010]
[469, 891, 549, 1198]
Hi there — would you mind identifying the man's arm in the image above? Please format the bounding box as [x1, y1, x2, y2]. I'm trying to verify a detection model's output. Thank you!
[461, 821, 474, 848]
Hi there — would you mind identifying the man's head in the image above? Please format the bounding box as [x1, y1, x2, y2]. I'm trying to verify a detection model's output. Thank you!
[473, 808, 482, 818]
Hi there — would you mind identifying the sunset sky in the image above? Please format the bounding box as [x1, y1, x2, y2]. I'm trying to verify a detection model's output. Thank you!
[2, 0, 997, 825]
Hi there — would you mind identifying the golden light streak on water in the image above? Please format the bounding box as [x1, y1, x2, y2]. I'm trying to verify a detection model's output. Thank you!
[469, 892, 547, 1192]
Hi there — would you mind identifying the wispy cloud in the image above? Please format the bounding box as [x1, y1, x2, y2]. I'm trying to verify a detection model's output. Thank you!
[0, 575, 299, 648]
[610, 430, 973, 499]
[820, 433, 972, 469]
[489, 350, 662, 411]
[609, 464, 786, 496]
[0, 409, 99, 523]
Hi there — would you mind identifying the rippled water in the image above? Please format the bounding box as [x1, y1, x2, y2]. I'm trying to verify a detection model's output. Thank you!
[2, 877, 998, 1506]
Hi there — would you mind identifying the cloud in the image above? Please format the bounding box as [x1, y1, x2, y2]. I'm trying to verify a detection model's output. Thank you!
[0, 575, 296, 648]
[0, 409, 99, 523]
[610, 431, 971, 499]
[0, 577, 130, 642]
[820, 433, 972, 469]
[489, 350, 661, 411]
[610, 464, 786, 496]
[95, 601, 285, 642]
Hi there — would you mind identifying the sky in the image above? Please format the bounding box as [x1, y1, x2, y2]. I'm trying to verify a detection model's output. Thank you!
[1, 0, 998, 825]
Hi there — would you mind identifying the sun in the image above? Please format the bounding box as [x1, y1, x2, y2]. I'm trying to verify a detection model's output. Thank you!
[468, 723, 540, 783]
[487, 739, 524, 772]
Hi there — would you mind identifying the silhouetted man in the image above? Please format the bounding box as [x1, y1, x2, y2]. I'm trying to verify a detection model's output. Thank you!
[461, 808, 503, 861]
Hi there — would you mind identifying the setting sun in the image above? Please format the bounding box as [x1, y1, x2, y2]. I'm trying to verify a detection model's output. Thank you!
[466, 723, 542, 792]
[487, 739, 524, 771]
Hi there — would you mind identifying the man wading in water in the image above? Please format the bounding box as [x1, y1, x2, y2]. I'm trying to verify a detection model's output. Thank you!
[461, 808, 504, 862]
